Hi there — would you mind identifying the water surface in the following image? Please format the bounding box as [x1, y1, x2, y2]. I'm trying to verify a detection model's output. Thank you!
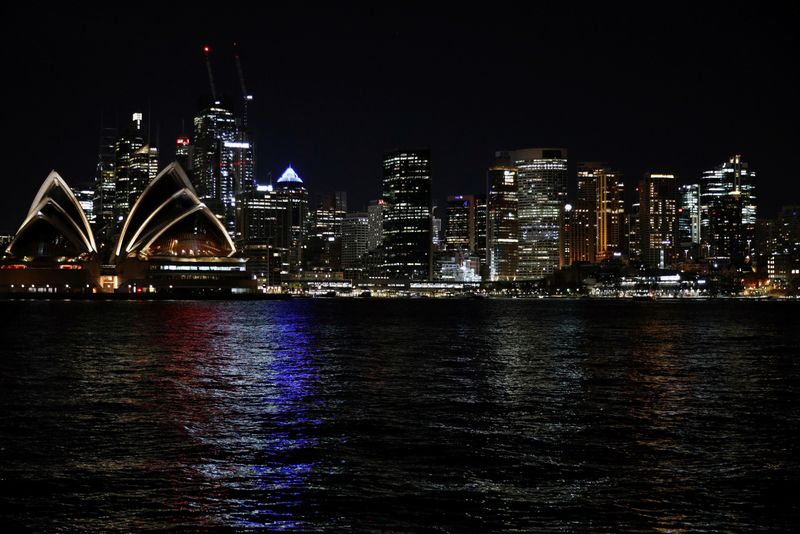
[1, 299, 798, 530]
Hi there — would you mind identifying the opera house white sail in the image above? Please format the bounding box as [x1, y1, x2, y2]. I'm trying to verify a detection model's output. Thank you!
[113, 162, 252, 293]
[114, 162, 235, 261]
[1, 171, 99, 294]
[2, 163, 253, 295]
[5, 171, 97, 259]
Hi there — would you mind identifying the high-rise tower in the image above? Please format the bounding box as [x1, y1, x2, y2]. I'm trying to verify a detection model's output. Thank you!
[576, 162, 624, 262]
[381, 149, 433, 280]
[639, 173, 678, 268]
[701, 155, 756, 262]
[93, 125, 117, 249]
[509, 148, 567, 279]
[113, 113, 146, 232]
[486, 165, 519, 281]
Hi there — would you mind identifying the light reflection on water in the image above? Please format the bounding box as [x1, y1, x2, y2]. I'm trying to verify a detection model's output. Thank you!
[1, 299, 799, 531]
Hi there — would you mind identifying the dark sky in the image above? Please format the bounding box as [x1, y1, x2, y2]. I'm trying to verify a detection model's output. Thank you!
[2, 3, 798, 232]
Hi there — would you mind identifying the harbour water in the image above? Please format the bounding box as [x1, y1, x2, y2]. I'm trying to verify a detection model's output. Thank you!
[1, 299, 798, 530]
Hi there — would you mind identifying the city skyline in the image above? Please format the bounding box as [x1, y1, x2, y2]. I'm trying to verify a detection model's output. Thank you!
[2, 4, 799, 232]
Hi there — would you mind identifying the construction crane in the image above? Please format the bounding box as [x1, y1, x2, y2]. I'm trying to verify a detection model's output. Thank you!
[202, 45, 218, 103]
[233, 42, 253, 129]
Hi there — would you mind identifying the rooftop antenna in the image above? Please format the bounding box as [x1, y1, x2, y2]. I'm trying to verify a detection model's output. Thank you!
[203, 45, 218, 102]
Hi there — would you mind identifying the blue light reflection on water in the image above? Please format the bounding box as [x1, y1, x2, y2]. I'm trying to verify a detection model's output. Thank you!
[244, 304, 325, 530]
[147, 302, 336, 530]
[1, 299, 799, 531]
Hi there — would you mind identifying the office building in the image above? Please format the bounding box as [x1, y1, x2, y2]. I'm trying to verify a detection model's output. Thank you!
[509, 148, 567, 278]
[93, 126, 116, 248]
[445, 194, 476, 252]
[700, 155, 756, 256]
[639, 173, 678, 268]
[486, 165, 518, 281]
[381, 149, 433, 280]
[576, 162, 624, 261]
[113, 113, 146, 231]
[341, 212, 369, 268]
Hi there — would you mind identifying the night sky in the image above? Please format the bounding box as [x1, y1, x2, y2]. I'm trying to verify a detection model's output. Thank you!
[2, 4, 798, 233]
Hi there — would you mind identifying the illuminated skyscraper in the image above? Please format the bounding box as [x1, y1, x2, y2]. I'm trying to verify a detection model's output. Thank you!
[306, 191, 347, 270]
[93, 125, 116, 248]
[576, 162, 624, 262]
[275, 166, 308, 272]
[625, 200, 641, 261]
[367, 199, 384, 251]
[678, 183, 701, 259]
[175, 136, 191, 170]
[341, 212, 369, 268]
[129, 144, 159, 208]
[486, 166, 518, 281]
[72, 188, 95, 227]
[474, 195, 488, 276]
[381, 149, 433, 280]
[237, 183, 288, 284]
[700, 155, 756, 257]
[509, 148, 567, 278]
[561, 200, 594, 265]
[190, 100, 255, 236]
[445, 194, 476, 252]
[708, 190, 745, 263]
[639, 173, 678, 268]
[113, 113, 146, 232]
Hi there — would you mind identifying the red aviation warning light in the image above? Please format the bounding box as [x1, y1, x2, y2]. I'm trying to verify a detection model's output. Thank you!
[203, 45, 211, 55]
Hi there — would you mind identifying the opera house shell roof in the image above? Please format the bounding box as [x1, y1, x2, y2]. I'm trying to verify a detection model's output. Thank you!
[114, 162, 235, 261]
[4, 171, 97, 260]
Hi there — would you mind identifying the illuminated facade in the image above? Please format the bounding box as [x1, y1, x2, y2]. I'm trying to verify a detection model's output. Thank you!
[708, 191, 745, 263]
[576, 162, 624, 261]
[367, 199, 383, 251]
[275, 166, 308, 273]
[113, 113, 146, 231]
[510, 148, 567, 279]
[678, 183, 701, 259]
[129, 144, 159, 213]
[175, 136, 191, 170]
[639, 173, 678, 268]
[700, 155, 756, 256]
[93, 126, 117, 248]
[381, 149, 433, 280]
[72, 188, 95, 228]
[561, 200, 594, 265]
[486, 166, 518, 281]
[474, 195, 487, 266]
[306, 191, 347, 271]
[341, 212, 369, 268]
[237, 183, 289, 285]
[625, 199, 641, 260]
[445, 194, 476, 252]
[190, 100, 254, 236]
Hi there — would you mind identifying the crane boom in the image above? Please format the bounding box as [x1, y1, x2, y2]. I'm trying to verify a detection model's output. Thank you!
[233, 43, 252, 128]
[202, 45, 218, 102]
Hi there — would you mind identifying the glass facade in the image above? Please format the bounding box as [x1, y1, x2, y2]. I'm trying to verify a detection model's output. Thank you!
[639, 173, 678, 268]
[445, 194, 475, 252]
[381, 149, 433, 281]
[576, 162, 624, 262]
[487, 166, 518, 281]
[700, 155, 756, 257]
[511, 148, 567, 279]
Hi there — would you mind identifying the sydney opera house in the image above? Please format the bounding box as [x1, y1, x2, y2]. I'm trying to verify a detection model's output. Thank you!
[0, 163, 254, 295]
